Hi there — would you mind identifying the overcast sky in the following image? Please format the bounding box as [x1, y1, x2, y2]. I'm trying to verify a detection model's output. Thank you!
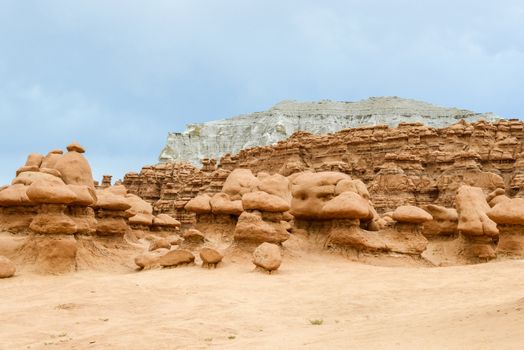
[1, 0, 523, 185]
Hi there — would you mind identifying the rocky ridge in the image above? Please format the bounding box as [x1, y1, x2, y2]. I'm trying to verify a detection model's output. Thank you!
[159, 97, 501, 166]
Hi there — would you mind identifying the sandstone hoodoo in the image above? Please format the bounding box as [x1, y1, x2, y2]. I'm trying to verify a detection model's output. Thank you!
[3, 100, 524, 278]
[487, 198, 524, 255]
[455, 185, 499, 261]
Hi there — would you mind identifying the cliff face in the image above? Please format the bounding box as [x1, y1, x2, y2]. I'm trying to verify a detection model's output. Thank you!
[125, 118, 524, 224]
[159, 97, 501, 166]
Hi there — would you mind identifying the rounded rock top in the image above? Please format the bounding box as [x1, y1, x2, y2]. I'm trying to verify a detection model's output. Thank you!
[392, 205, 433, 224]
[67, 141, 86, 153]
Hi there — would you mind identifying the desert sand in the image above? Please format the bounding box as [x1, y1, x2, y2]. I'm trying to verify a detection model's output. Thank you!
[1, 243, 523, 350]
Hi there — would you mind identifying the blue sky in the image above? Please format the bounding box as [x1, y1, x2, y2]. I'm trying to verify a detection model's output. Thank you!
[1, 0, 523, 185]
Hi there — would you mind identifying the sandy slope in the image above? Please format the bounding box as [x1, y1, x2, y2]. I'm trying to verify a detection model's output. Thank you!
[0, 250, 523, 350]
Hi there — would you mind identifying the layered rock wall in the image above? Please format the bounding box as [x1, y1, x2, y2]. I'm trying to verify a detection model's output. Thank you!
[159, 97, 500, 166]
[124, 119, 524, 223]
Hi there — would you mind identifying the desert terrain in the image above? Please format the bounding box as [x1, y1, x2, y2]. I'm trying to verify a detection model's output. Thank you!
[1, 237, 523, 350]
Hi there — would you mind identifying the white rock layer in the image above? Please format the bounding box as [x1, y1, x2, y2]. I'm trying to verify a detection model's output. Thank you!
[159, 97, 501, 166]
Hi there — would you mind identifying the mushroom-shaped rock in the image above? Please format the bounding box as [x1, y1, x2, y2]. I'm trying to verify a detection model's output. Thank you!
[66, 141, 85, 153]
[487, 198, 524, 225]
[455, 185, 499, 260]
[0, 184, 34, 206]
[334, 179, 370, 200]
[257, 173, 291, 201]
[392, 205, 433, 224]
[222, 169, 260, 200]
[68, 185, 97, 206]
[321, 191, 370, 219]
[52, 145, 94, 188]
[125, 194, 154, 226]
[242, 191, 290, 212]
[210, 193, 243, 215]
[182, 229, 206, 244]
[200, 248, 223, 268]
[149, 238, 171, 251]
[290, 171, 351, 219]
[184, 194, 212, 214]
[153, 214, 181, 228]
[94, 190, 132, 211]
[134, 250, 166, 270]
[158, 249, 195, 267]
[421, 204, 458, 237]
[234, 211, 290, 243]
[456, 186, 498, 237]
[0, 256, 16, 278]
[26, 178, 78, 204]
[252, 242, 281, 273]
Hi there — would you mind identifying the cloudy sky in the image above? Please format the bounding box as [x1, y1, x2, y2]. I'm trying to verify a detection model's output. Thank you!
[1, 0, 523, 185]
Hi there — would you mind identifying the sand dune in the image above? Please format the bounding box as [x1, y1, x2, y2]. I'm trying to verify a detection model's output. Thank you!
[1, 250, 523, 349]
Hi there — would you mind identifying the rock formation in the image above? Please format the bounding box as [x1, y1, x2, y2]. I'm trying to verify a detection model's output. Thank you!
[455, 186, 499, 261]
[159, 97, 500, 166]
[125, 119, 524, 224]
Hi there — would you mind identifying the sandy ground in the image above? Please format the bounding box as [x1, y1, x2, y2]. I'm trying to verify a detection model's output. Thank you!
[0, 250, 523, 350]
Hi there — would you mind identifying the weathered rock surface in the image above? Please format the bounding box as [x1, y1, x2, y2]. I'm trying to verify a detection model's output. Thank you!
[199, 247, 223, 268]
[0, 256, 16, 278]
[252, 242, 282, 273]
[158, 249, 195, 267]
[159, 97, 500, 166]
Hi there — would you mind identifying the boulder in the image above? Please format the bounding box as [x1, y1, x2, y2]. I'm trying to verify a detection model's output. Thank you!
[24, 153, 44, 168]
[487, 198, 524, 225]
[421, 204, 458, 237]
[234, 211, 290, 243]
[222, 169, 260, 200]
[184, 194, 212, 214]
[158, 249, 195, 267]
[257, 173, 291, 201]
[0, 184, 33, 206]
[94, 190, 131, 211]
[134, 250, 166, 270]
[12, 171, 61, 186]
[210, 193, 243, 215]
[242, 191, 290, 212]
[290, 171, 351, 219]
[66, 141, 85, 153]
[0, 256, 16, 278]
[392, 205, 433, 224]
[252, 242, 282, 273]
[153, 214, 181, 228]
[52, 145, 94, 188]
[26, 178, 77, 204]
[334, 179, 370, 199]
[149, 238, 171, 251]
[182, 229, 206, 244]
[321, 191, 370, 219]
[68, 185, 97, 206]
[125, 194, 154, 226]
[199, 247, 223, 268]
[40, 150, 63, 169]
